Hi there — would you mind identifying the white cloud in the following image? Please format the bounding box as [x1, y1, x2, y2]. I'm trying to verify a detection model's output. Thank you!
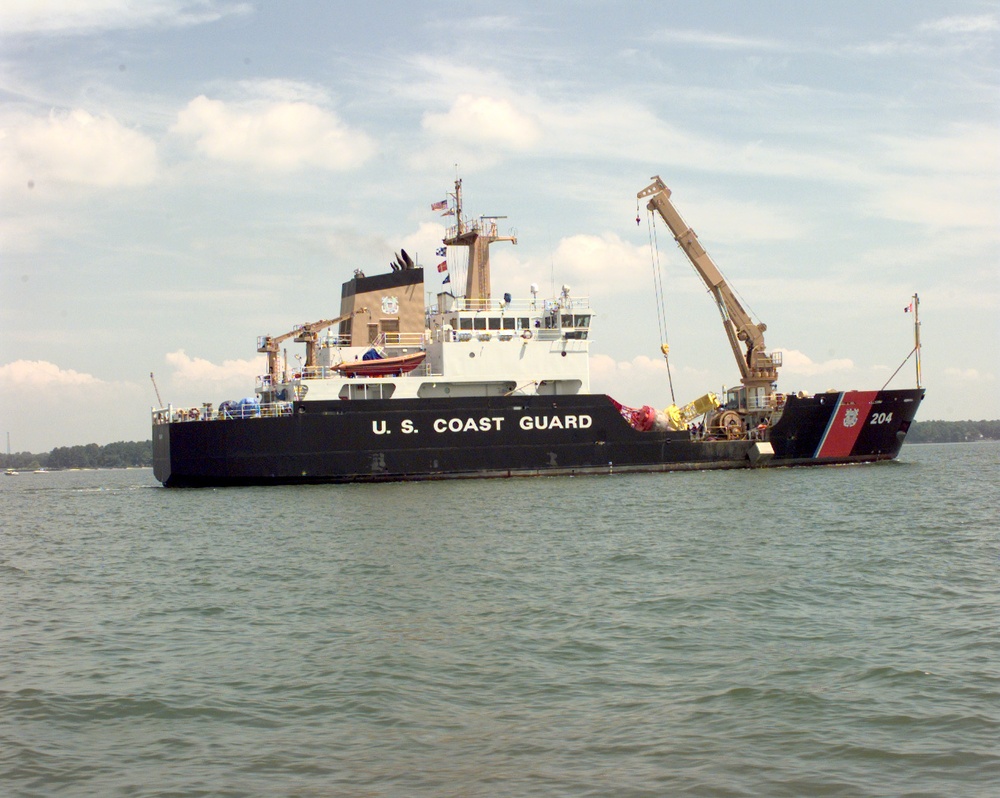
[0, 109, 158, 190]
[647, 29, 786, 51]
[778, 349, 854, 376]
[422, 94, 541, 150]
[400, 222, 450, 267]
[551, 233, 650, 295]
[588, 353, 714, 409]
[164, 349, 260, 384]
[409, 76, 868, 187]
[0, 359, 105, 387]
[867, 124, 1000, 230]
[0, 0, 249, 35]
[918, 15, 1000, 35]
[158, 350, 261, 410]
[0, 361, 148, 450]
[233, 79, 332, 105]
[172, 95, 375, 172]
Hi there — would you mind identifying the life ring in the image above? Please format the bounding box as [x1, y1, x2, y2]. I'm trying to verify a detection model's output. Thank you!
[177, 409, 187, 421]
[521, 330, 533, 340]
[189, 408, 200, 421]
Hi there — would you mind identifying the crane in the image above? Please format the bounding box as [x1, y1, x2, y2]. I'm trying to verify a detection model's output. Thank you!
[293, 308, 369, 370]
[257, 326, 307, 386]
[638, 176, 781, 416]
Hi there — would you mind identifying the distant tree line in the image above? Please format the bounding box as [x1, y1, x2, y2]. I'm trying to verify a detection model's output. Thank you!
[906, 420, 1000, 444]
[1, 440, 153, 470]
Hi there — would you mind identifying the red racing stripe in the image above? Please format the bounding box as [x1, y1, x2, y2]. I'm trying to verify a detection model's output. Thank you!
[815, 391, 879, 459]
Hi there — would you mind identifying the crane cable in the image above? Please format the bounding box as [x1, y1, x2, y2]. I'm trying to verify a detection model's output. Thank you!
[643, 204, 676, 405]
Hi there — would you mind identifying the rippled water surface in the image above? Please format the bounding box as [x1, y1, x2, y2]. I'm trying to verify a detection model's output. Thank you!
[2, 443, 998, 797]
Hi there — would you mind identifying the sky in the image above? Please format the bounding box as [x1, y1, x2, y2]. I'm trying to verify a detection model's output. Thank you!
[1, 0, 998, 452]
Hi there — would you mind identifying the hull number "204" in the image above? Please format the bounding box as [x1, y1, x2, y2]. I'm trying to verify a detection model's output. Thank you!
[869, 412, 893, 425]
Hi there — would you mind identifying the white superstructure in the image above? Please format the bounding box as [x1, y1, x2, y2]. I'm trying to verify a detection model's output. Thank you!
[263, 286, 593, 403]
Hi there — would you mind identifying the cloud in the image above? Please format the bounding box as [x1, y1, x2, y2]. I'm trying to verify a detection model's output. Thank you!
[865, 124, 1000, 230]
[646, 29, 786, 51]
[422, 94, 541, 150]
[550, 233, 650, 294]
[406, 74, 867, 186]
[400, 222, 450, 266]
[0, 0, 250, 35]
[778, 349, 854, 376]
[0, 359, 105, 387]
[0, 360, 150, 450]
[918, 15, 1000, 35]
[172, 95, 375, 172]
[469, 232, 653, 304]
[589, 353, 714, 409]
[164, 349, 260, 384]
[0, 109, 158, 190]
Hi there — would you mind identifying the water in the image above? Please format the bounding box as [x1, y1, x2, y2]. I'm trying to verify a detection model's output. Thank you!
[2, 443, 998, 797]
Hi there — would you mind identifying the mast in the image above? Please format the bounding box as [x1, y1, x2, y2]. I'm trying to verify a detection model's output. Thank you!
[442, 178, 516, 306]
[912, 292, 922, 388]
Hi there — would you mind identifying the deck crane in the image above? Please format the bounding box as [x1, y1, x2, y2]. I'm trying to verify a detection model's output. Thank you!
[638, 177, 781, 427]
[258, 326, 306, 387]
[294, 308, 369, 371]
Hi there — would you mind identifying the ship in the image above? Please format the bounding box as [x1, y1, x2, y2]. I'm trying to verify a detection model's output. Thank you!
[152, 176, 924, 487]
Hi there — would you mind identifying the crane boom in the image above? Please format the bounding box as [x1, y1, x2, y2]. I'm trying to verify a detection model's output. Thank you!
[294, 308, 368, 368]
[638, 176, 780, 409]
[257, 326, 306, 384]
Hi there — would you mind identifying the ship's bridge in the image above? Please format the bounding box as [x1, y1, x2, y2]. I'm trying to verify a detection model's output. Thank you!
[428, 293, 592, 343]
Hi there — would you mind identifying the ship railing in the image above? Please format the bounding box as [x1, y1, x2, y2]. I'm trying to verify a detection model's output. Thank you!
[446, 217, 504, 241]
[152, 402, 294, 424]
[436, 327, 578, 344]
[369, 332, 426, 348]
[433, 296, 592, 314]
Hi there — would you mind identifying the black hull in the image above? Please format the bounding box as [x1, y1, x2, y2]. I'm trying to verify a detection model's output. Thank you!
[153, 389, 924, 487]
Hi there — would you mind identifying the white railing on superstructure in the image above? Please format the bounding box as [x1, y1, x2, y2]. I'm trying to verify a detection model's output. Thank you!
[152, 402, 294, 425]
[431, 296, 592, 314]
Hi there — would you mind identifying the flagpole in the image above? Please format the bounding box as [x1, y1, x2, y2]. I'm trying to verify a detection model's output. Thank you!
[912, 292, 921, 388]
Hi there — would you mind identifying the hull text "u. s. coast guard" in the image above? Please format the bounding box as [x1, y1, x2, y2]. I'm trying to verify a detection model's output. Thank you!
[370, 414, 592, 435]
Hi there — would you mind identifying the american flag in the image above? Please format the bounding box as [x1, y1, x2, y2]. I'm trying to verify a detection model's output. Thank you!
[430, 200, 447, 211]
